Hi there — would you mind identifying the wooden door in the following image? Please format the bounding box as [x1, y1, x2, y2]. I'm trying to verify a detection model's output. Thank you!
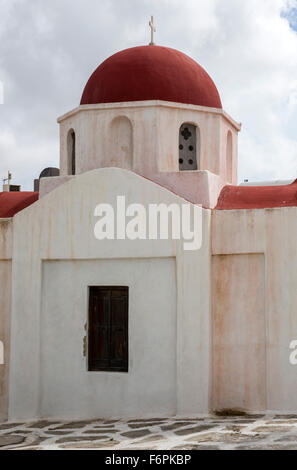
[88, 287, 128, 372]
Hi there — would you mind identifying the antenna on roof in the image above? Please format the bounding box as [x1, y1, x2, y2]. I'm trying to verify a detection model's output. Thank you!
[3, 171, 12, 191]
[2, 171, 20, 192]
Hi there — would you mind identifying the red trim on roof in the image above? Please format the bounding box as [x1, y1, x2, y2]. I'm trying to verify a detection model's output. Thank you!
[215, 179, 297, 210]
[0, 192, 39, 218]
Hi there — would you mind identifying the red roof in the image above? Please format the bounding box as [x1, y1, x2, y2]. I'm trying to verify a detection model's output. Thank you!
[216, 179, 297, 210]
[0, 192, 38, 218]
[81, 45, 222, 109]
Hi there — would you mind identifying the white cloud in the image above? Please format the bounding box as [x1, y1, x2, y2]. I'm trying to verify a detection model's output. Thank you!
[0, 0, 297, 188]
[0, 129, 59, 189]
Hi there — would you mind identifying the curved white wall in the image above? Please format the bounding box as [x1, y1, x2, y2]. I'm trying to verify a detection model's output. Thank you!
[58, 101, 240, 184]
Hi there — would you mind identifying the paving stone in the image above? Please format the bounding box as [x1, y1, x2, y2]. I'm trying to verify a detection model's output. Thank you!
[244, 414, 265, 419]
[233, 419, 261, 424]
[209, 420, 234, 425]
[269, 444, 297, 450]
[186, 432, 263, 443]
[0, 423, 24, 430]
[137, 435, 165, 443]
[196, 445, 221, 450]
[224, 425, 245, 432]
[27, 421, 59, 429]
[210, 415, 234, 420]
[7, 430, 33, 435]
[129, 422, 166, 429]
[175, 424, 217, 436]
[44, 431, 75, 436]
[56, 435, 110, 444]
[274, 415, 297, 419]
[236, 443, 297, 450]
[172, 444, 220, 450]
[235, 444, 264, 450]
[121, 429, 151, 438]
[214, 410, 247, 417]
[175, 418, 205, 421]
[275, 445, 297, 450]
[60, 440, 120, 449]
[83, 429, 119, 434]
[253, 426, 293, 433]
[17, 436, 48, 449]
[161, 422, 196, 431]
[127, 418, 166, 424]
[275, 435, 297, 443]
[0, 435, 25, 447]
[4, 415, 297, 450]
[266, 420, 297, 425]
[93, 425, 116, 429]
[53, 421, 90, 430]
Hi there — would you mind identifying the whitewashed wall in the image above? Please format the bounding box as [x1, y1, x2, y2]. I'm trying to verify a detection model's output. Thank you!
[57, 101, 240, 181]
[212, 208, 297, 413]
[9, 168, 211, 420]
[0, 220, 12, 422]
[41, 258, 176, 419]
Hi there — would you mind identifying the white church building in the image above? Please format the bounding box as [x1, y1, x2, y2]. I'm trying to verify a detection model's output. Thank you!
[1, 39, 297, 422]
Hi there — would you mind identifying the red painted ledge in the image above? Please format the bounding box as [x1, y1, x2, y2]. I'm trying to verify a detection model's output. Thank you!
[0, 192, 39, 218]
[215, 179, 297, 210]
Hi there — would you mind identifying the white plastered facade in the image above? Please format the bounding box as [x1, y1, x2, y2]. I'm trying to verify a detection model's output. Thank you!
[8, 169, 211, 421]
[1, 97, 297, 422]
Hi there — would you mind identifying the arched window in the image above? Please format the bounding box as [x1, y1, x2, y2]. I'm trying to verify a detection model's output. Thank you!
[179, 123, 199, 171]
[109, 116, 133, 169]
[67, 129, 76, 175]
[226, 131, 233, 182]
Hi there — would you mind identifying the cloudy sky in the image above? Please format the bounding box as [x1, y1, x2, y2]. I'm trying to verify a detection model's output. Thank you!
[1, 0, 297, 189]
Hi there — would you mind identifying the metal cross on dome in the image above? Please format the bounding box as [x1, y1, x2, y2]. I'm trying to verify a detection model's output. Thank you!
[149, 16, 156, 45]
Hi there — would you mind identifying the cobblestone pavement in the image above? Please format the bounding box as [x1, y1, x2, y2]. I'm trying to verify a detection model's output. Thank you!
[1, 415, 297, 450]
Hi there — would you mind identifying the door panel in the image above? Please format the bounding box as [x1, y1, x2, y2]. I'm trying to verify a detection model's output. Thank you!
[88, 287, 128, 372]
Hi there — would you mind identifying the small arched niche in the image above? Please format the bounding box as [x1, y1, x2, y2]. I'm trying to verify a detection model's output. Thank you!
[179, 123, 199, 171]
[67, 129, 76, 175]
[109, 116, 133, 169]
[226, 131, 233, 182]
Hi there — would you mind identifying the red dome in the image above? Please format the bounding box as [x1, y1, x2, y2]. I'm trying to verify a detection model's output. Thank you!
[81, 45, 222, 109]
